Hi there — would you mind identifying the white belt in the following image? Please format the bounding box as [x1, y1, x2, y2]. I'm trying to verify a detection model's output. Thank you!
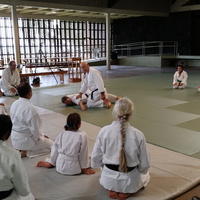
[59, 154, 78, 161]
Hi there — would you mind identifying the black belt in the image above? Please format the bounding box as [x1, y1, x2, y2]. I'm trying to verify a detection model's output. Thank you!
[105, 164, 136, 172]
[11, 85, 17, 89]
[0, 188, 13, 199]
[91, 89, 98, 100]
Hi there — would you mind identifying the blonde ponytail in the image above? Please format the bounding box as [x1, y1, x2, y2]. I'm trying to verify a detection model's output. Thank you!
[119, 115, 128, 173]
[113, 97, 134, 173]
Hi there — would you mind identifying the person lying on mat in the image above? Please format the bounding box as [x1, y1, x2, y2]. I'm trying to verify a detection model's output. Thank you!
[37, 112, 95, 175]
[173, 65, 188, 89]
[91, 97, 150, 200]
[10, 82, 54, 158]
[0, 114, 35, 200]
[61, 92, 120, 111]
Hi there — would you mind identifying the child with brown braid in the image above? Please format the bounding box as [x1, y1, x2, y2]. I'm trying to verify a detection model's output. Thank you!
[37, 113, 95, 175]
[91, 97, 150, 200]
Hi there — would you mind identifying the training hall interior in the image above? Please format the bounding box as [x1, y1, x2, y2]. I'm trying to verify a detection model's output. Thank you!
[1, 0, 200, 199]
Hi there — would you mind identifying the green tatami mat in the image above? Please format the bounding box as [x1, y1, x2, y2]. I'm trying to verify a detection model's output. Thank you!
[168, 98, 200, 115]
[176, 118, 200, 132]
[133, 116, 200, 155]
[31, 72, 200, 157]
[135, 102, 200, 125]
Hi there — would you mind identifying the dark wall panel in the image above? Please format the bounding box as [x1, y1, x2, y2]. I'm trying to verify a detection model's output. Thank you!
[112, 12, 192, 55]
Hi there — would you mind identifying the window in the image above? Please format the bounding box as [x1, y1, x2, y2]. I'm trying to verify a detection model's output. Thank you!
[0, 17, 107, 64]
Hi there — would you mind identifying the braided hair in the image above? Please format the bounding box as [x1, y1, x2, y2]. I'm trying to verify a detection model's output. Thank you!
[64, 113, 81, 131]
[112, 97, 134, 173]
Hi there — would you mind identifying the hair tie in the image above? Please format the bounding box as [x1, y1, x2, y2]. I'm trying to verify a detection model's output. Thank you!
[74, 125, 76, 127]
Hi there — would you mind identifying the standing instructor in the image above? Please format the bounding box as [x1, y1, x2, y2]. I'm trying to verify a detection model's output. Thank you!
[76, 62, 111, 109]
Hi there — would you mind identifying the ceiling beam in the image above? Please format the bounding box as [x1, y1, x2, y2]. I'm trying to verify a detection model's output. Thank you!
[171, 4, 200, 12]
[171, 0, 190, 12]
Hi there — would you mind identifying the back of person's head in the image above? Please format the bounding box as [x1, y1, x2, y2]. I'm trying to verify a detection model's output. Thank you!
[61, 96, 67, 104]
[112, 97, 134, 173]
[64, 113, 81, 131]
[113, 97, 134, 121]
[0, 114, 12, 141]
[17, 82, 32, 97]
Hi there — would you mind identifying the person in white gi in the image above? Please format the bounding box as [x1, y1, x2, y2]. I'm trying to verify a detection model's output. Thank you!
[36, 113, 95, 175]
[76, 62, 111, 109]
[10, 82, 53, 158]
[62, 92, 120, 111]
[91, 97, 150, 200]
[1, 60, 20, 96]
[0, 114, 35, 200]
[173, 65, 188, 89]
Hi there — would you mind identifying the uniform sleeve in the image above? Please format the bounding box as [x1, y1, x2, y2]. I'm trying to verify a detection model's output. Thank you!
[92, 70, 105, 93]
[1, 69, 13, 91]
[173, 72, 177, 84]
[49, 134, 60, 166]
[137, 134, 150, 174]
[15, 70, 20, 86]
[28, 112, 44, 142]
[91, 129, 104, 168]
[78, 133, 89, 169]
[181, 71, 188, 85]
[11, 153, 31, 196]
[80, 74, 88, 94]
[70, 94, 81, 105]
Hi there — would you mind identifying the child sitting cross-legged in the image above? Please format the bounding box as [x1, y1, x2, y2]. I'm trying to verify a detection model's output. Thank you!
[36, 112, 95, 175]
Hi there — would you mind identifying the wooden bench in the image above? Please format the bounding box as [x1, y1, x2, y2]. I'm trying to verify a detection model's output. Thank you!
[20, 70, 68, 83]
[0, 70, 68, 83]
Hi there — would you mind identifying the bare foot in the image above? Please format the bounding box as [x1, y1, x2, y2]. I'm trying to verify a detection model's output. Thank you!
[118, 193, 132, 200]
[108, 190, 119, 199]
[36, 161, 53, 168]
[116, 96, 121, 101]
[81, 168, 95, 175]
[104, 98, 111, 109]
[20, 150, 27, 158]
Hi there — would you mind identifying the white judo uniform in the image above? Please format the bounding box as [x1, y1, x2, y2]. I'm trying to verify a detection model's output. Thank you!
[79, 68, 107, 108]
[46, 130, 89, 175]
[91, 121, 150, 193]
[0, 141, 34, 200]
[10, 98, 53, 157]
[1, 67, 20, 96]
[173, 70, 188, 89]
[67, 93, 118, 106]
[67, 93, 88, 105]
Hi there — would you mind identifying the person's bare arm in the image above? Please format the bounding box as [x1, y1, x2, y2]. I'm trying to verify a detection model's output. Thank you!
[76, 93, 82, 99]
[10, 87, 17, 93]
[100, 92, 106, 100]
[79, 100, 87, 111]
